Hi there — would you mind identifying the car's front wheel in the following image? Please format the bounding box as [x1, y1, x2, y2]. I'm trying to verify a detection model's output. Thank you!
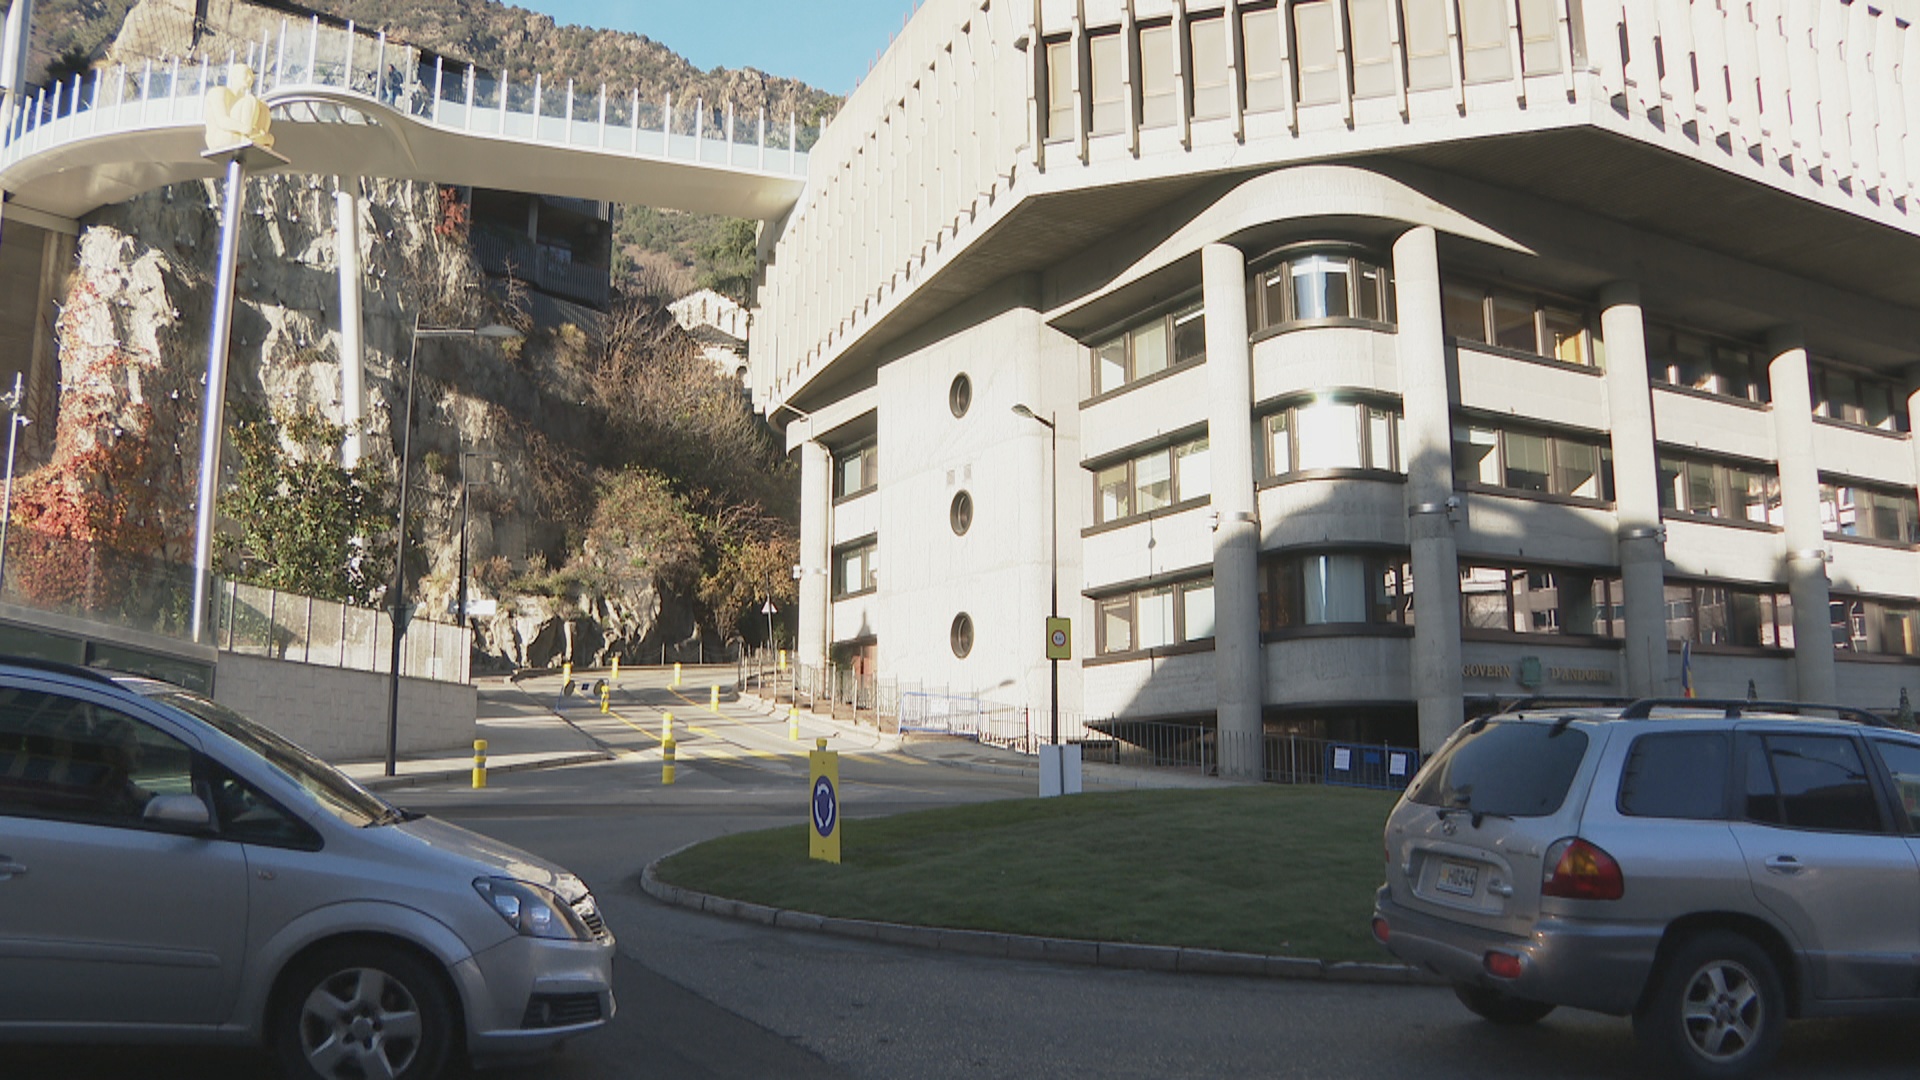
[1632, 930, 1784, 1079]
[271, 942, 457, 1080]
[1452, 982, 1556, 1025]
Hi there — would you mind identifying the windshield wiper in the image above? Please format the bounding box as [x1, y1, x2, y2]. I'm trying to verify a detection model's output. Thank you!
[1436, 798, 1511, 830]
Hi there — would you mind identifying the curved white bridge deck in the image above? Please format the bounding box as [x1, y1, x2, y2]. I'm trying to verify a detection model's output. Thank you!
[1, 18, 814, 223]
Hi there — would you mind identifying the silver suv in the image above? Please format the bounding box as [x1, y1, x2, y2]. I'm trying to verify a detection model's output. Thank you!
[0, 658, 614, 1079]
[1372, 696, 1920, 1078]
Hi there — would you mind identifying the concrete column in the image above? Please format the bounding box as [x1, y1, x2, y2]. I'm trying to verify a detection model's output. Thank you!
[1392, 226, 1465, 752]
[797, 438, 832, 670]
[335, 179, 366, 468]
[1768, 330, 1837, 701]
[1201, 242, 1263, 780]
[1600, 283, 1670, 697]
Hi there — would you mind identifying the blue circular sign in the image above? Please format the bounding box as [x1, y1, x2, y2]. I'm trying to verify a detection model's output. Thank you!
[811, 775, 837, 837]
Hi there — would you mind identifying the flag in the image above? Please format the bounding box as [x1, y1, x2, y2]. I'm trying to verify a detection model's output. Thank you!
[1681, 641, 1696, 699]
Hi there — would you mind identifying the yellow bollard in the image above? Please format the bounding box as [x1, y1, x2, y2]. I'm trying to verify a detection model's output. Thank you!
[778, 649, 786, 672]
[562, 660, 572, 685]
[672, 661, 681, 689]
[662, 738, 676, 785]
[710, 684, 719, 713]
[599, 682, 610, 714]
[611, 657, 620, 686]
[471, 739, 488, 789]
[788, 704, 800, 741]
[663, 711, 674, 740]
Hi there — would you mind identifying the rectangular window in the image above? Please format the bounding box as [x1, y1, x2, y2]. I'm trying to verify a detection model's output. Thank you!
[1139, 22, 1178, 129]
[1044, 38, 1075, 141]
[1089, 30, 1126, 134]
[1462, 564, 1623, 637]
[1295, 400, 1364, 470]
[1241, 5, 1288, 112]
[833, 443, 878, 499]
[1096, 464, 1131, 524]
[1659, 452, 1782, 525]
[1665, 582, 1789, 647]
[1812, 362, 1906, 432]
[1836, 597, 1920, 656]
[1454, 422, 1612, 501]
[1491, 294, 1537, 352]
[1175, 438, 1211, 501]
[1403, 0, 1453, 90]
[832, 539, 878, 598]
[1267, 411, 1292, 475]
[1189, 15, 1231, 119]
[1820, 480, 1920, 544]
[1134, 449, 1173, 513]
[1261, 551, 1413, 631]
[1442, 284, 1488, 343]
[1090, 304, 1202, 397]
[1252, 250, 1393, 331]
[1095, 577, 1216, 655]
[1348, 0, 1397, 98]
[1619, 733, 1731, 819]
[1517, 0, 1564, 73]
[1291, 254, 1351, 320]
[1459, 0, 1514, 83]
[1292, 0, 1341, 105]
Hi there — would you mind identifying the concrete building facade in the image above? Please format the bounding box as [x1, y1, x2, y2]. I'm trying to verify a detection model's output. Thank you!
[752, 0, 1920, 764]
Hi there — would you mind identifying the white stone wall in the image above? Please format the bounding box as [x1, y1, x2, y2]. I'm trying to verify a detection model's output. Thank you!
[214, 653, 475, 763]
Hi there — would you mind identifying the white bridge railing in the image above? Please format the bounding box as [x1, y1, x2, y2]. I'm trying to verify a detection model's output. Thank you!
[2, 14, 816, 178]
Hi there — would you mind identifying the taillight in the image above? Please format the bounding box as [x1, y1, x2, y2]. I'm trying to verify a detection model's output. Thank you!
[1541, 837, 1624, 900]
[1371, 917, 1391, 944]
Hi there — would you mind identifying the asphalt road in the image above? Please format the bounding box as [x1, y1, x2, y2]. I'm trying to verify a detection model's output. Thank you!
[14, 670, 1920, 1078]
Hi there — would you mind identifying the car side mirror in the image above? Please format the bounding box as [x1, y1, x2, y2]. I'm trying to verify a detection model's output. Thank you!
[143, 793, 213, 829]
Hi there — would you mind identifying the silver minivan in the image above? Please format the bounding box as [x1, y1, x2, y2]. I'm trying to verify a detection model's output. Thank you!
[1373, 697, 1920, 1078]
[0, 659, 614, 1079]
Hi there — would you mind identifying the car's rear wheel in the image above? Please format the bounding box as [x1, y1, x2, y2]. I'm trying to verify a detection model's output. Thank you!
[1633, 930, 1784, 1079]
[1452, 982, 1556, 1025]
[271, 942, 456, 1080]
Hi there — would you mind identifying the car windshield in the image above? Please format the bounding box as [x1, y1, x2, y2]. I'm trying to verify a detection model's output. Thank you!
[1407, 718, 1590, 817]
[144, 687, 396, 828]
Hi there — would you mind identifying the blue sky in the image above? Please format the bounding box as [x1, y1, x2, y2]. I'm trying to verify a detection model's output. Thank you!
[516, 0, 923, 94]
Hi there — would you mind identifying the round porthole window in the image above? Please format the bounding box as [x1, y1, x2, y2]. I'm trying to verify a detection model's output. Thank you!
[950, 490, 973, 536]
[949, 373, 972, 418]
[950, 613, 974, 658]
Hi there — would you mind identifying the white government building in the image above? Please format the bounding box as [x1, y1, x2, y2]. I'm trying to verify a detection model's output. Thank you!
[752, 0, 1920, 774]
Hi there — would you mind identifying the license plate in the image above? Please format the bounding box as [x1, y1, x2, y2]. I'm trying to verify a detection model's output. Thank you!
[1435, 859, 1480, 897]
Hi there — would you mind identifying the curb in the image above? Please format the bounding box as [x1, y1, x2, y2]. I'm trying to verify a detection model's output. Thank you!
[356, 750, 615, 791]
[638, 850, 1439, 987]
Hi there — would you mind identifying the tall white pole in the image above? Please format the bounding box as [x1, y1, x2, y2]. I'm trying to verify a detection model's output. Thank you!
[190, 151, 253, 642]
[0, 372, 26, 591]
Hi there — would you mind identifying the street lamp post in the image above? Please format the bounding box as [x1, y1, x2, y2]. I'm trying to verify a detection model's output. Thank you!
[1011, 404, 1059, 748]
[385, 318, 517, 777]
[455, 450, 493, 628]
[0, 372, 31, 591]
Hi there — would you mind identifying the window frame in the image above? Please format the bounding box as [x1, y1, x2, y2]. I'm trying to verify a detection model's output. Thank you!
[832, 442, 879, 502]
[1087, 301, 1207, 401]
[1452, 418, 1615, 504]
[1458, 562, 1626, 640]
[1259, 549, 1414, 634]
[1646, 322, 1767, 404]
[831, 536, 879, 599]
[1810, 360, 1907, 433]
[1819, 476, 1920, 546]
[1656, 450, 1783, 527]
[1248, 246, 1395, 334]
[1092, 575, 1217, 658]
[1664, 580, 1793, 649]
[1830, 594, 1920, 657]
[1443, 277, 1600, 368]
[1089, 433, 1212, 528]
[1261, 395, 1405, 479]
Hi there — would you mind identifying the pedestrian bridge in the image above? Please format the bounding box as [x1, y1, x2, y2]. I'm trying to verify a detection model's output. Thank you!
[0, 16, 814, 225]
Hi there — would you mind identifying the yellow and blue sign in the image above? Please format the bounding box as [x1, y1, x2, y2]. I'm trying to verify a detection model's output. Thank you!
[808, 739, 840, 864]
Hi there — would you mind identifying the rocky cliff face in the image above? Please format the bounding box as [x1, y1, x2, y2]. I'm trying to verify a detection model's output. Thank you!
[39, 172, 705, 668]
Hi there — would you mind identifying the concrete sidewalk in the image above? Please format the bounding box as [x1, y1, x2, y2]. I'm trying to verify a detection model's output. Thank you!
[337, 676, 615, 791]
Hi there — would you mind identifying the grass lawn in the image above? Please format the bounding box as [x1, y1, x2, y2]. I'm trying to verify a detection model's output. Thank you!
[654, 785, 1400, 962]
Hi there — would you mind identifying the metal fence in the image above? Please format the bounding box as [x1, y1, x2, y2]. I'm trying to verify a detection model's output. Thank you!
[0, 530, 469, 684]
[735, 653, 1420, 791]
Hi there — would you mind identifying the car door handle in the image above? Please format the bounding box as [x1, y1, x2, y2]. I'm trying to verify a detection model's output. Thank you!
[1763, 855, 1804, 875]
[0, 858, 26, 880]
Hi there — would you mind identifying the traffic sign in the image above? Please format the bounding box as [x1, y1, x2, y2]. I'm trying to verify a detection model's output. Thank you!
[808, 741, 841, 863]
[1045, 616, 1071, 660]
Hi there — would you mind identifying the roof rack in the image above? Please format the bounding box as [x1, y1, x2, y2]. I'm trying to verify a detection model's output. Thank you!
[1502, 695, 1635, 713]
[1617, 697, 1891, 728]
